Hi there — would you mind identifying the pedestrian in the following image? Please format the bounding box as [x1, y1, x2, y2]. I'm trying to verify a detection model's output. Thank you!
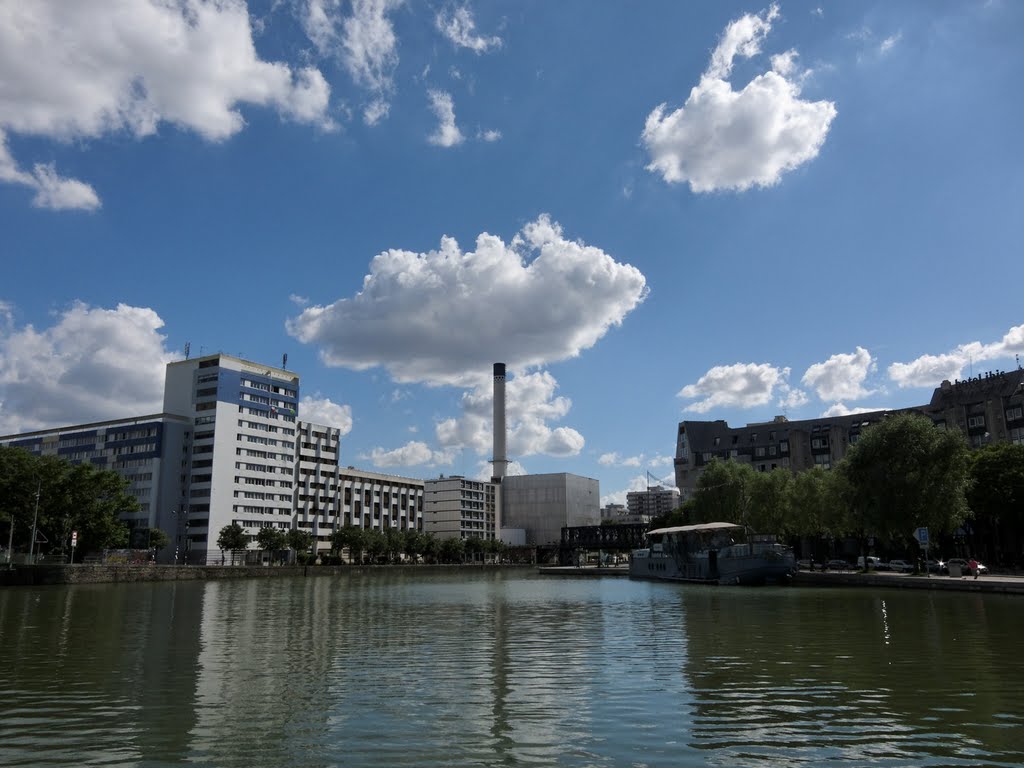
[968, 557, 979, 579]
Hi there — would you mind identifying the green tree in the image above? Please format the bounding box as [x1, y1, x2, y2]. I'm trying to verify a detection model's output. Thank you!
[364, 529, 386, 562]
[421, 532, 440, 563]
[464, 535, 485, 563]
[0, 447, 134, 556]
[967, 442, 1024, 564]
[839, 412, 972, 564]
[746, 468, 793, 535]
[384, 527, 404, 563]
[439, 537, 465, 563]
[331, 525, 367, 564]
[688, 459, 757, 527]
[403, 530, 425, 563]
[286, 528, 315, 554]
[256, 526, 287, 552]
[147, 527, 170, 553]
[217, 523, 248, 562]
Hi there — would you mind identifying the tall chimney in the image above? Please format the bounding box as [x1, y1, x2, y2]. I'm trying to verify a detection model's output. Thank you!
[492, 362, 508, 482]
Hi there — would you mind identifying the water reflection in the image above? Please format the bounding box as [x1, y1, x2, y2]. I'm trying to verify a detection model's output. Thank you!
[1, 574, 1022, 767]
[677, 587, 1024, 767]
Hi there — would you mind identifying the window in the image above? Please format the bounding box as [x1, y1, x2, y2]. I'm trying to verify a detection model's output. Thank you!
[967, 415, 986, 429]
[1010, 427, 1024, 445]
[1006, 406, 1023, 421]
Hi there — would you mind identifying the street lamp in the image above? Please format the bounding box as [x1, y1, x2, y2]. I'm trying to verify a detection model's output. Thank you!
[27, 477, 41, 566]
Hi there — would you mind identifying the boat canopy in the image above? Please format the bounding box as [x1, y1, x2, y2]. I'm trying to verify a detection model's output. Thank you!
[646, 522, 741, 537]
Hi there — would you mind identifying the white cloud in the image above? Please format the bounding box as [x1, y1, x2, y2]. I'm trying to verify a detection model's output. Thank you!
[299, 394, 353, 435]
[812, 7, 824, 17]
[0, 302, 175, 434]
[435, 370, 585, 460]
[287, 214, 647, 387]
[289, 294, 310, 307]
[801, 346, 876, 401]
[821, 403, 887, 418]
[678, 362, 790, 413]
[0, 0, 332, 207]
[300, 0, 400, 125]
[479, 129, 502, 142]
[0, 0, 332, 142]
[361, 440, 456, 468]
[778, 387, 809, 410]
[888, 323, 1024, 388]
[642, 4, 836, 192]
[0, 131, 100, 211]
[427, 90, 464, 147]
[880, 32, 902, 54]
[598, 452, 667, 469]
[435, 5, 502, 53]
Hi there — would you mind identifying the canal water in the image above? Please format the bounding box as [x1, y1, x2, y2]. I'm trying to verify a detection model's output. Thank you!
[1, 571, 1021, 767]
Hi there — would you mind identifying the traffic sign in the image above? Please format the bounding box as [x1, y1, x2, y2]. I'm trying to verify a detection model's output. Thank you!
[915, 527, 929, 545]
[71, 530, 78, 548]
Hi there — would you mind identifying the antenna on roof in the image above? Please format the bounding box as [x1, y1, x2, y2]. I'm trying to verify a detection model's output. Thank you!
[184, 342, 190, 360]
[282, 353, 288, 370]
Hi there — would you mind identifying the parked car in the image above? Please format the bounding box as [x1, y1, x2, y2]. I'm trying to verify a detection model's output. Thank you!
[943, 557, 988, 575]
[825, 559, 851, 571]
[925, 559, 942, 573]
[888, 559, 914, 573]
[797, 559, 812, 570]
[857, 556, 884, 569]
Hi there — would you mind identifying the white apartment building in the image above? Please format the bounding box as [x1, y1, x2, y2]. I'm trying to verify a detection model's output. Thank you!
[626, 485, 680, 520]
[339, 467, 424, 541]
[423, 475, 501, 541]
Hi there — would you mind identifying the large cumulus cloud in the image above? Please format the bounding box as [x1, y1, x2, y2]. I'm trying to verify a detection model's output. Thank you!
[286, 214, 648, 387]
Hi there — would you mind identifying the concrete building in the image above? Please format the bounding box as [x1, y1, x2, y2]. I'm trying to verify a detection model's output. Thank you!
[423, 475, 501, 541]
[627, 485, 680, 520]
[0, 413, 191, 548]
[675, 367, 1024, 499]
[164, 354, 302, 563]
[1, 353, 351, 563]
[339, 466, 424, 532]
[500, 473, 600, 546]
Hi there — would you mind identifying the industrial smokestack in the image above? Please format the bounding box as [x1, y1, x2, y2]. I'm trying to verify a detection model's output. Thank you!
[492, 362, 508, 482]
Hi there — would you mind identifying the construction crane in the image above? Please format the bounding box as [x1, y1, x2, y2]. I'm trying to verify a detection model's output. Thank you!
[646, 469, 676, 492]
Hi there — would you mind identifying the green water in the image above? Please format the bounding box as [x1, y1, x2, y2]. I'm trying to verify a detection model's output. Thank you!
[1, 571, 1021, 767]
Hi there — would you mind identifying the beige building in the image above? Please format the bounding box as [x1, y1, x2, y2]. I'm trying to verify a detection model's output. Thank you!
[423, 475, 501, 541]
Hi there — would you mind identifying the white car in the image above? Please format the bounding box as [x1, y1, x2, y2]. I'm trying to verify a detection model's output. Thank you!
[943, 558, 988, 575]
[887, 559, 914, 573]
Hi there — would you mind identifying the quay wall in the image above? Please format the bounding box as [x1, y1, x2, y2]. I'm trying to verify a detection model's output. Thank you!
[0, 563, 525, 588]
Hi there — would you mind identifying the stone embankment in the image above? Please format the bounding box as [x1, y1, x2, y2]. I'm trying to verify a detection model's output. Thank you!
[793, 569, 1024, 595]
[0, 562, 521, 587]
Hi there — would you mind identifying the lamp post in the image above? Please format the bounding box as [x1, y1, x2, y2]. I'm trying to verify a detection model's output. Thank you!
[27, 477, 41, 566]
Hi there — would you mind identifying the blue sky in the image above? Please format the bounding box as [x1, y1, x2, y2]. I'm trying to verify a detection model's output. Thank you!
[1, 0, 1022, 505]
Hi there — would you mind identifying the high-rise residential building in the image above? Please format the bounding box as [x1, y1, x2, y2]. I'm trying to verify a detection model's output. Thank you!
[423, 475, 501, 541]
[626, 485, 680, 520]
[163, 354, 302, 563]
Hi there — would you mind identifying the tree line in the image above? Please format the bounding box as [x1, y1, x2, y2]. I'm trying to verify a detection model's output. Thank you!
[217, 521, 516, 565]
[1, 446, 138, 559]
[651, 413, 1024, 567]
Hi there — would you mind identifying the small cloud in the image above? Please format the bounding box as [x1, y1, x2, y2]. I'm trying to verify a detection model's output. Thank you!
[289, 294, 310, 306]
[821, 403, 888, 418]
[812, 7, 824, 17]
[435, 5, 502, 54]
[879, 32, 902, 54]
[478, 129, 502, 142]
[678, 362, 791, 413]
[427, 89, 464, 147]
[361, 440, 456, 468]
[801, 346, 876, 402]
[299, 394, 353, 434]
